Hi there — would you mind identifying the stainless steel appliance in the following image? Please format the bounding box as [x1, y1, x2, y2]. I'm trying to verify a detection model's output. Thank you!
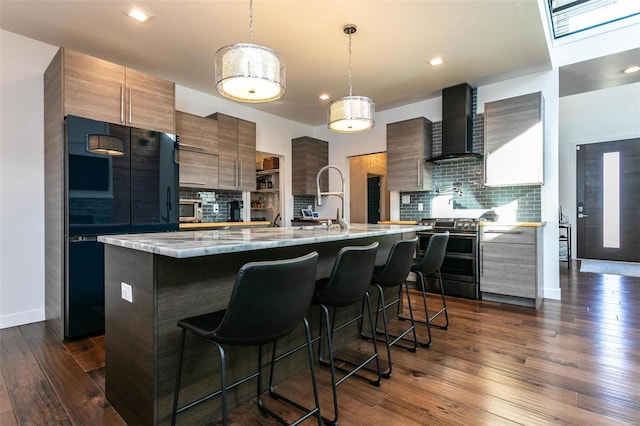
[65, 115, 179, 338]
[179, 199, 203, 223]
[416, 218, 479, 299]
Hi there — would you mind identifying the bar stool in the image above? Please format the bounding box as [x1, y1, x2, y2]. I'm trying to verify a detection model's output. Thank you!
[313, 242, 381, 426]
[360, 237, 419, 378]
[404, 231, 449, 347]
[171, 252, 321, 426]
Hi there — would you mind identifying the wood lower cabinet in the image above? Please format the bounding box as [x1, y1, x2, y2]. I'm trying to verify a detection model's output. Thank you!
[292, 136, 328, 196]
[176, 111, 219, 189]
[484, 92, 544, 186]
[210, 113, 256, 191]
[387, 117, 433, 191]
[62, 48, 175, 133]
[480, 225, 543, 308]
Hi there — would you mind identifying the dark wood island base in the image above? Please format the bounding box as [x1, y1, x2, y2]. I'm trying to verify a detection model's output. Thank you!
[102, 227, 419, 425]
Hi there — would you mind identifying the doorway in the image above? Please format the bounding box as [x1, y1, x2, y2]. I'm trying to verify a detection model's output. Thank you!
[576, 138, 640, 262]
[367, 176, 381, 224]
[349, 153, 389, 223]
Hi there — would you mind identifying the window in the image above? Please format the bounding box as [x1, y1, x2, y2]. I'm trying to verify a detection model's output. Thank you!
[548, 0, 640, 38]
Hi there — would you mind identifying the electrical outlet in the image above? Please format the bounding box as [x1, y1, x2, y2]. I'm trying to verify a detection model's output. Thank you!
[402, 195, 410, 204]
[213, 203, 219, 213]
[121, 282, 133, 303]
[418, 203, 424, 211]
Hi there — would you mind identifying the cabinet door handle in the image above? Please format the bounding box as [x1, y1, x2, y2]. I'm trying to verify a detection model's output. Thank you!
[178, 143, 205, 151]
[128, 85, 132, 124]
[239, 162, 243, 187]
[235, 160, 239, 187]
[181, 181, 207, 186]
[120, 84, 125, 123]
[417, 160, 420, 187]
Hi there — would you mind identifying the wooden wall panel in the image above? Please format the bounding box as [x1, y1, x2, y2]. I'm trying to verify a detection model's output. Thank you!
[44, 49, 64, 339]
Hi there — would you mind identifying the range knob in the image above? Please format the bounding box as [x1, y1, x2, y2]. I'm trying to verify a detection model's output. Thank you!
[463, 223, 469, 229]
[470, 223, 477, 229]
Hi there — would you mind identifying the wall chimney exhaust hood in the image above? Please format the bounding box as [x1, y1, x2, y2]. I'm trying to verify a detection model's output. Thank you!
[427, 83, 482, 163]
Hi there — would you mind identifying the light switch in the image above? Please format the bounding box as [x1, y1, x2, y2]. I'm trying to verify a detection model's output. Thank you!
[121, 282, 133, 303]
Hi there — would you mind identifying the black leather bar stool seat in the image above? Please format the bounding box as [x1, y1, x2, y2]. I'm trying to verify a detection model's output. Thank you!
[404, 231, 449, 347]
[360, 237, 419, 378]
[171, 252, 321, 426]
[313, 242, 381, 426]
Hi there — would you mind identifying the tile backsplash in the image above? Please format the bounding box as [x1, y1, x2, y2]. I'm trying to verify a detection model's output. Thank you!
[293, 195, 316, 217]
[399, 89, 541, 223]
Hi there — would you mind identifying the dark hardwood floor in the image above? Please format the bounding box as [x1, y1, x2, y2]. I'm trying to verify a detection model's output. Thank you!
[2, 261, 639, 425]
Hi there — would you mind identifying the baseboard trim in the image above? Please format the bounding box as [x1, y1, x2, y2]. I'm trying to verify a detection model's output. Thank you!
[544, 287, 561, 300]
[0, 309, 45, 329]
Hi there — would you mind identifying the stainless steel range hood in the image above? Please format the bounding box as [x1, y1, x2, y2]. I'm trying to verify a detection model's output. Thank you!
[427, 83, 481, 163]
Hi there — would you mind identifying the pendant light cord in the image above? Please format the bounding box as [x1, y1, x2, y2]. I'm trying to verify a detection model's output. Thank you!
[348, 31, 353, 97]
[249, 0, 254, 43]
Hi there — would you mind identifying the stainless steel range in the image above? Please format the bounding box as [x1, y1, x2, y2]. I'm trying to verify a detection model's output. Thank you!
[416, 218, 479, 299]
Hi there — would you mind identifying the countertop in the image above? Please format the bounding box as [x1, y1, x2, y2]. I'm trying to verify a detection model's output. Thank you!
[98, 223, 427, 258]
[377, 221, 419, 225]
[479, 222, 546, 227]
[179, 221, 270, 229]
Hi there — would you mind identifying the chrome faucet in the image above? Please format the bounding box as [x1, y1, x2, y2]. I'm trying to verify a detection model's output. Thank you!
[316, 165, 348, 230]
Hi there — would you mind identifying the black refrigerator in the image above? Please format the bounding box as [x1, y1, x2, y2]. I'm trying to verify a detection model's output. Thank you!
[65, 115, 178, 338]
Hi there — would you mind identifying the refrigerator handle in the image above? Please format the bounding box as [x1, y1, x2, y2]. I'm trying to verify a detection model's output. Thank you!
[70, 235, 98, 242]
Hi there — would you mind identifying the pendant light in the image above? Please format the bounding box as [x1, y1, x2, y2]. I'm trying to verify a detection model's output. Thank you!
[328, 24, 375, 133]
[87, 135, 124, 156]
[215, 0, 285, 103]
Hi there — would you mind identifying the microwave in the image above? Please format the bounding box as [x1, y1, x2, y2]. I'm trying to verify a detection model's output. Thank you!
[179, 199, 203, 223]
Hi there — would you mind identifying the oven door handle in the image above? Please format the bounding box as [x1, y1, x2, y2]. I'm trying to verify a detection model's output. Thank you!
[483, 230, 523, 235]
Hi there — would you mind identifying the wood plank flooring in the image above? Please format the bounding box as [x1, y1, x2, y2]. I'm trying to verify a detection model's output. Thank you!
[1, 261, 639, 425]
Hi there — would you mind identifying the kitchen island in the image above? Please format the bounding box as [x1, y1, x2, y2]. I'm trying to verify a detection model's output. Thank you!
[98, 223, 424, 425]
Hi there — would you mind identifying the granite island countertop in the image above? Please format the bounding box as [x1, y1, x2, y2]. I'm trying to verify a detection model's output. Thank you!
[98, 223, 427, 259]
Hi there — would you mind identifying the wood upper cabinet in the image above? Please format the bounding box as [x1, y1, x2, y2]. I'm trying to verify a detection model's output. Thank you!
[176, 111, 219, 189]
[484, 92, 544, 186]
[62, 48, 175, 133]
[292, 136, 328, 196]
[386, 117, 433, 191]
[480, 225, 543, 309]
[210, 113, 256, 191]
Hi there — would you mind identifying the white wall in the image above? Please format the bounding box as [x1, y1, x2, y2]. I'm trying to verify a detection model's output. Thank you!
[559, 82, 640, 252]
[0, 30, 58, 327]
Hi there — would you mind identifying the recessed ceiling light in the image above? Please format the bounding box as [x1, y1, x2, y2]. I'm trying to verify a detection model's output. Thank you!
[319, 94, 331, 101]
[428, 57, 445, 67]
[126, 8, 152, 23]
[623, 65, 640, 74]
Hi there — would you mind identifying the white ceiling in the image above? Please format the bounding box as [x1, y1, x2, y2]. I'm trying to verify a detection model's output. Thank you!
[0, 1, 561, 126]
